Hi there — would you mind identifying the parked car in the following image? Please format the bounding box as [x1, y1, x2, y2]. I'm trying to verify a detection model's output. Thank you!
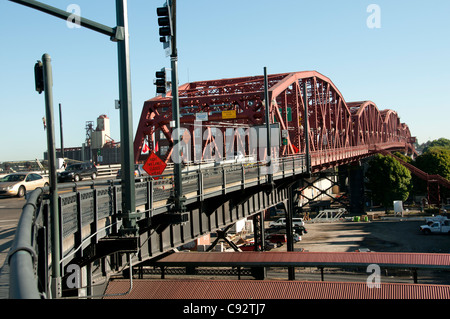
[265, 234, 287, 247]
[0, 172, 49, 197]
[269, 217, 305, 227]
[239, 240, 274, 251]
[58, 162, 97, 182]
[420, 220, 450, 234]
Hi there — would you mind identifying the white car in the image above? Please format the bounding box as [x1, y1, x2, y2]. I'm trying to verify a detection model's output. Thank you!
[0, 172, 49, 197]
[269, 217, 305, 227]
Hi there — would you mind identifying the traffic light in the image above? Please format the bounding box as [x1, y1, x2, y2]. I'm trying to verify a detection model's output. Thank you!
[34, 60, 44, 94]
[155, 68, 167, 96]
[157, 1, 172, 44]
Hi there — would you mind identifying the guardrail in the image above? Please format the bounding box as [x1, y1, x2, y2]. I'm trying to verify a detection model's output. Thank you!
[8, 187, 45, 299]
[96, 164, 121, 178]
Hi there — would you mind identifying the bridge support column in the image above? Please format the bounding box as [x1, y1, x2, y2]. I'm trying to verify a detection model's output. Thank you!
[348, 162, 365, 215]
[252, 211, 266, 280]
[287, 185, 295, 280]
[252, 211, 265, 251]
[281, 182, 297, 280]
[296, 170, 348, 214]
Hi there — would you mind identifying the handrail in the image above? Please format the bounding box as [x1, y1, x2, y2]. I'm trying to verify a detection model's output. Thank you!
[8, 187, 45, 299]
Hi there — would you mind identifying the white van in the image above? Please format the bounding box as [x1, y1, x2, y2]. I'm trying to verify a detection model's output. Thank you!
[269, 217, 304, 227]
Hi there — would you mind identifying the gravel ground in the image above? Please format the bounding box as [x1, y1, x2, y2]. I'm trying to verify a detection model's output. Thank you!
[263, 215, 450, 284]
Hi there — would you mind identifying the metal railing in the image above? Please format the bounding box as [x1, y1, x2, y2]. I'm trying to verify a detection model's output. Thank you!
[8, 187, 46, 299]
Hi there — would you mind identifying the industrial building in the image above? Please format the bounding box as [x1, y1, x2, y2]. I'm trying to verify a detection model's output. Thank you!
[43, 114, 121, 166]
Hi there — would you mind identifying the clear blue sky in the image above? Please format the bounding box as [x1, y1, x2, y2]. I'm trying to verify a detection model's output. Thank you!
[1, 0, 449, 162]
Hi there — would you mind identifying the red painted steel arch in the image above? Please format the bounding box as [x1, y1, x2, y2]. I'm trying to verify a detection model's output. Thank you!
[134, 71, 416, 170]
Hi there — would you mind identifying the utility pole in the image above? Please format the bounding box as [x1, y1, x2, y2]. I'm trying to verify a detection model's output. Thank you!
[264, 67, 273, 185]
[59, 103, 64, 160]
[115, 0, 138, 236]
[302, 80, 311, 175]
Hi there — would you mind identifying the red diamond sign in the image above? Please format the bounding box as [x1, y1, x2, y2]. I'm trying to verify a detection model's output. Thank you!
[143, 151, 167, 179]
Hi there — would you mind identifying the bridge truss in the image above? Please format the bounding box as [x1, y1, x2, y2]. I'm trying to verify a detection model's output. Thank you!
[134, 70, 416, 170]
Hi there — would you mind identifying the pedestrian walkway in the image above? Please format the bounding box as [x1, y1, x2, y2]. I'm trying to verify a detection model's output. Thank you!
[0, 222, 17, 299]
[0, 262, 9, 299]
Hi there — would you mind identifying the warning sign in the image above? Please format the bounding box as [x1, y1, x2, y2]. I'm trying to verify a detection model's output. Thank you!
[221, 110, 236, 119]
[143, 152, 167, 179]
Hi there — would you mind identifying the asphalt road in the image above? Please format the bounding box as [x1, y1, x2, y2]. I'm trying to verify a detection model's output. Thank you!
[0, 196, 25, 269]
[0, 196, 24, 299]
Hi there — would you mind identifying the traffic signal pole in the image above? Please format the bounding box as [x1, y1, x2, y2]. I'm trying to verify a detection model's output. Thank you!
[156, 0, 185, 215]
[169, 0, 186, 213]
[37, 54, 61, 297]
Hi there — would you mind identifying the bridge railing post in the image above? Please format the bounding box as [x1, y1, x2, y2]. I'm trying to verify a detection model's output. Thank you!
[241, 164, 245, 189]
[221, 167, 227, 195]
[145, 178, 154, 216]
[198, 170, 204, 200]
[292, 156, 295, 175]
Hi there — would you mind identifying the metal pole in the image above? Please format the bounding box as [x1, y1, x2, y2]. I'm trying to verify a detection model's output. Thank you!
[115, 0, 137, 235]
[286, 185, 295, 280]
[170, 0, 185, 212]
[42, 53, 61, 297]
[9, 0, 117, 38]
[59, 103, 64, 159]
[264, 67, 273, 184]
[302, 80, 311, 174]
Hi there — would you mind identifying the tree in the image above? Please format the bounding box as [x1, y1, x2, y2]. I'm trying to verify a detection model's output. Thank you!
[416, 138, 450, 154]
[414, 147, 450, 200]
[415, 148, 450, 180]
[366, 154, 412, 211]
[422, 138, 450, 153]
[393, 151, 413, 164]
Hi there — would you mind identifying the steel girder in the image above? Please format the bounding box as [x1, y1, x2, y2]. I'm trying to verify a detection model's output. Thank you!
[134, 71, 416, 169]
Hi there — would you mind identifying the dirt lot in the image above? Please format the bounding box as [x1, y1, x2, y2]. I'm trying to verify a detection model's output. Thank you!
[264, 216, 450, 284]
[273, 217, 450, 254]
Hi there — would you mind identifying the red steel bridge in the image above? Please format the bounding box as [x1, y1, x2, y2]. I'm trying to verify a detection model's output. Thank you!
[134, 70, 416, 174]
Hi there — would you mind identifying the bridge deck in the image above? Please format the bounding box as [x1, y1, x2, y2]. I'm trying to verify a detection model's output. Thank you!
[104, 279, 450, 299]
[104, 251, 450, 299]
[152, 251, 450, 270]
